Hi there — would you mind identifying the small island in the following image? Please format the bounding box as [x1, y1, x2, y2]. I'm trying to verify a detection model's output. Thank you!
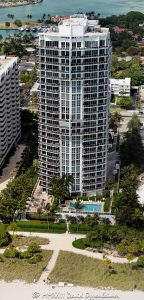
[0, 0, 42, 8]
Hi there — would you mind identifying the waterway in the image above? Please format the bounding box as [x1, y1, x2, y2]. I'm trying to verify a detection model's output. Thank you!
[0, 0, 144, 22]
[0, 0, 144, 38]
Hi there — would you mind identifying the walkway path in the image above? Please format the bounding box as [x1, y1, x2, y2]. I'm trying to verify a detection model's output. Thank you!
[15, 231, 137, 264]
[39, 249, 59, 283]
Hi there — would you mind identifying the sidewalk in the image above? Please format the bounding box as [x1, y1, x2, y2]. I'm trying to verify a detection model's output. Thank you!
[0, 144, 26, 191]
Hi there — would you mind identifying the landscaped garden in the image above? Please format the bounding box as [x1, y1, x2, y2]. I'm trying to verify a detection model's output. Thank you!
[11, 235, 49, 247]
[0, 225, 52, 282]
[50, 250, 144, 290]
[0, 249, 52, 282]
[72, 225, 144, 261]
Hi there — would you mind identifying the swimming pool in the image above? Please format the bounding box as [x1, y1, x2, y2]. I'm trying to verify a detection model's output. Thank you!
[69, 202, 101, 212]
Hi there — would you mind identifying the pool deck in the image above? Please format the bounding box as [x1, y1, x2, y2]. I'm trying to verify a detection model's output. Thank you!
[64, 200, 104, 214]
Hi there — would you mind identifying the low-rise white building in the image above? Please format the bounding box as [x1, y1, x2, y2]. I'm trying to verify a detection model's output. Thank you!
[0, 55, 21, 168]
[110, 77, 131, 98]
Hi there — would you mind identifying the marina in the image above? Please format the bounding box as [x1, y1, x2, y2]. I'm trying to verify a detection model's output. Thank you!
[0, 25, 47, 38]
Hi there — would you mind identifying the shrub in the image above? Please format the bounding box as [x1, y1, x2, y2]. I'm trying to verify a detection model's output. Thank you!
[116, 244, 128, 256]
[126, 253, 135, 261]
[5, 22, 10, 27]
[27, 242, 41, 254]
[4, 247, 18, 258]
[69, 224, 90, 233]
[0, 254, 4, 262]
[77, 196, 89, 201]
[28, 254, 43, 264]
[96, 194, 103, 201]
[20, 251, 33, 259]
[103, 198, 111, 212]
[89, 196, 96, 201]
[137, 256, 144, 268]
[26, 213, 55, 222]
[14, 20, 22, 27]
[0, 224, 11, 247]
[72, 238, 86, 249]
[117, 96, 133, 109]
[58, 219, 66, 223]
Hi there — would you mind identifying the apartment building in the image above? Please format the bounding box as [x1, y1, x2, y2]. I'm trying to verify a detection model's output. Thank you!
[110, 77, 131, 98]
[0, 55, 21, 168]
[38, 14, 111, 195]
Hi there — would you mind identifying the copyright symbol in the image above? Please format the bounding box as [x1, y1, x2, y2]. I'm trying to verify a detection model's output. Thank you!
[32, 292, 40, 298]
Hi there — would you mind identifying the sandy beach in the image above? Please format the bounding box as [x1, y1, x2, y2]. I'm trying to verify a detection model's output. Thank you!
[1, 281, 144, 300]
[0, 232, 144, 300]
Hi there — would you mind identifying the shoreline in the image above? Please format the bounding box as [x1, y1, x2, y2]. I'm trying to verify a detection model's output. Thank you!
[0, 0, 42, 8]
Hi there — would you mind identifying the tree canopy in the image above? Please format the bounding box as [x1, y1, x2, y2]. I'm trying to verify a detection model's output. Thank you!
[50, 174, 73, 204]
[117, 97, 133, 109]
[0, 224, 11, 247]
[111, 57, 144, 86]
[113, 165, 143, 227]
[127, 113, 141, 133]
[109, 111, 123, 133]
[119, 131, 144, 169]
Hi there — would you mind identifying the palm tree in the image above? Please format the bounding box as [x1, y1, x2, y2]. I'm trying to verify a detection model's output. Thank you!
[8, 222, 18, 241]
[50, 174, 73, 204]
[73, 200, 82, 232]
[73, 199, 82, 210]
[131, 208, 144, 226]
[44, 203, 50, 230]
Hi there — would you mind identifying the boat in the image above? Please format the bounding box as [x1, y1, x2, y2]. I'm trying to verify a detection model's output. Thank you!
[32, 27, 37, 32]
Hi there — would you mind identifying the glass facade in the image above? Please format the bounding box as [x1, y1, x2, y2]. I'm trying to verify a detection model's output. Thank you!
[38, 15, 111, 195]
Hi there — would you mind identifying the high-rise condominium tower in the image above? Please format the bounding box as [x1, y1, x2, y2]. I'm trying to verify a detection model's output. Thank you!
[38, 14, 111, 195]
[0, 56, 21, 168]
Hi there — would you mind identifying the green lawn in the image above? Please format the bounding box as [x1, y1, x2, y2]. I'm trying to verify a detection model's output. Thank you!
[0, 250, 52, 283]
[11, 235, 49, 247]
[50, 251, 144, 291]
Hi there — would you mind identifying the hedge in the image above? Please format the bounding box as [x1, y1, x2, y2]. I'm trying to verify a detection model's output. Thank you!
[16, 221, 67, 233]
[69, 224, 90, 234]
[26, 213, 55, 222]
[103, 198, 111, 212]
[72, 238, 86, 249]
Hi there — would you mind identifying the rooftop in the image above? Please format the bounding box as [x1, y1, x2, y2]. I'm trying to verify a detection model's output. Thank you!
[110, 78, 131, 84]
[0, 55, 18, 78]
[40, 14, 109, 37]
